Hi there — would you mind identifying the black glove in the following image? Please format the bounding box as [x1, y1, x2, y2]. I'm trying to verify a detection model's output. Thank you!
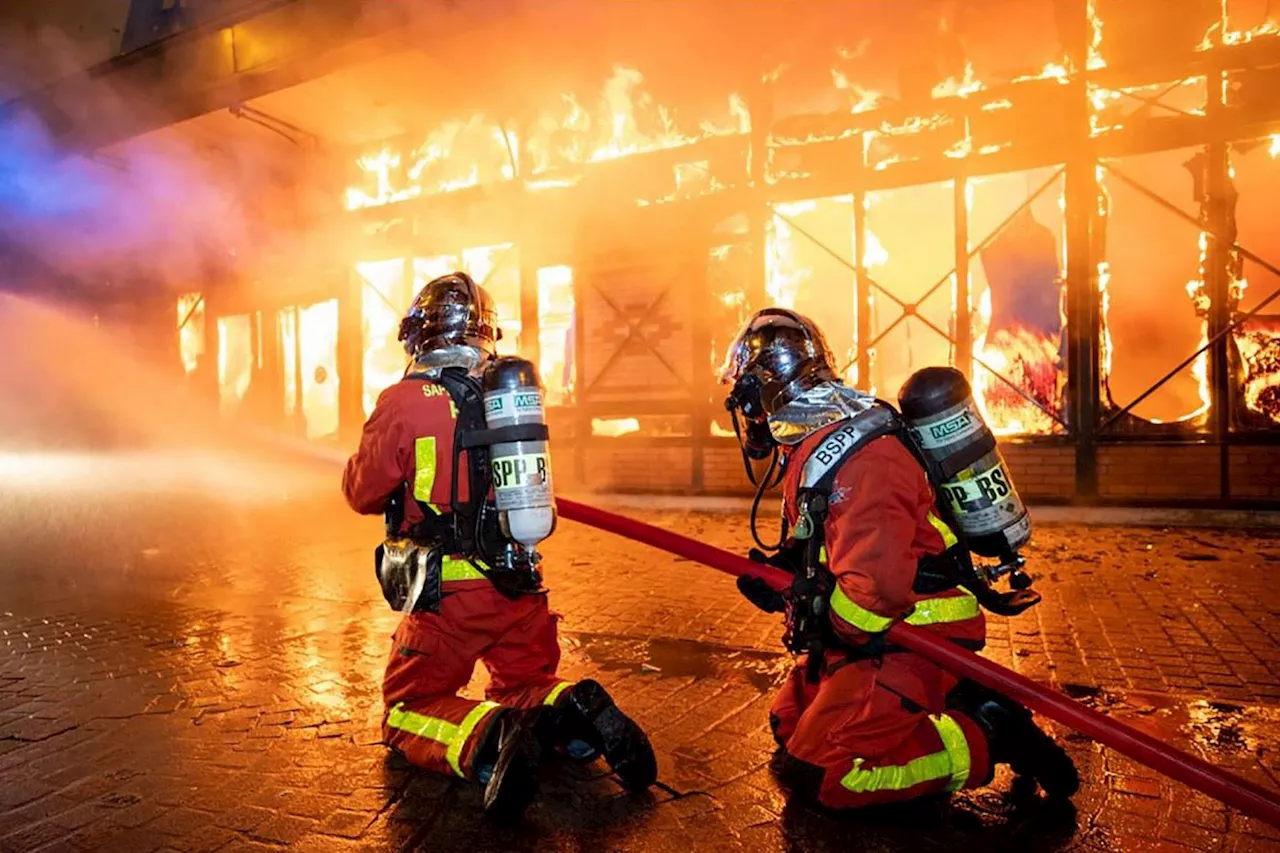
[737, 575, 787, 613]
[748, 545, 803, 574]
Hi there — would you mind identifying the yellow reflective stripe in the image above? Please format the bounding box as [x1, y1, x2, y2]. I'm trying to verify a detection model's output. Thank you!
[931, 713, 972, 792]
[818, 546, 827, 564]
[927, 512, 959, 549]
[441, 557, 488, 583]
[386, 702, 458, 746]
[829, 585, 895, 633]
[445, 701, 501, 778]
[542, 681, 574, 707]
[840, 713, 971, 794]
[413, 437, 437, 504]
[831, 589, 977, 634]
[904, 590, 980, 627]
[386, 700, 502, 779]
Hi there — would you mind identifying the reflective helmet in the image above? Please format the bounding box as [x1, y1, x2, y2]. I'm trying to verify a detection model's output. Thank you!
[718, 308, 838, 420]
[398, 272, 501, 361]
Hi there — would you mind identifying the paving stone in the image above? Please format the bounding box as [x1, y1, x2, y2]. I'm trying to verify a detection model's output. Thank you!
[2, 492, 1279, 852]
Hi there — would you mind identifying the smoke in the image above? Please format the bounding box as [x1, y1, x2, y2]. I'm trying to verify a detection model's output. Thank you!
[0, 13, 318, 292]
[0, 291, 342, 503]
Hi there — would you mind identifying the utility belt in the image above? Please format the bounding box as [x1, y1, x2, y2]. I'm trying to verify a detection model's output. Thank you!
[777, 549, 971, 652]
[375, 534, 544, 615]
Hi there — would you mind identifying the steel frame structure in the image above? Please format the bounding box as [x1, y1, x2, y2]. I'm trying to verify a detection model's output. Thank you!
[326, 1, 1280, 503]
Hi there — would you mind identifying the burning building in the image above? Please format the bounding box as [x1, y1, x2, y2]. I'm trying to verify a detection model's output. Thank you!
[11, 0, 1280, 504]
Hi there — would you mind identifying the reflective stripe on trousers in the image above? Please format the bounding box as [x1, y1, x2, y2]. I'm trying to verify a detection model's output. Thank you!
[840, 713, 972, 794]
[386, 701, 501, 777]
[542, 680, 573, 706]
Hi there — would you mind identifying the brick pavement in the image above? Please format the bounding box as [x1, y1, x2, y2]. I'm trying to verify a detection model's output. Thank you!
[1, 462, 1279, 852]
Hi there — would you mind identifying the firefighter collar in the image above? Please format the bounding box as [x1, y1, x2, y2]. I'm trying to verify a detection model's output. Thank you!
[797, 405, 899, 490]
[768, 382, 878, 446]
[405, 348, 492, 380]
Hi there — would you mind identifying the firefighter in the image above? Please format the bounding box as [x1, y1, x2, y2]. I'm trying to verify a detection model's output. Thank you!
[343, 272, 656, 821]
[719, 308, 1078, 811]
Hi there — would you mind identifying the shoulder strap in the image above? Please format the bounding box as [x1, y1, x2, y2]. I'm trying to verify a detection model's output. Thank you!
[798, 405, 903, 496]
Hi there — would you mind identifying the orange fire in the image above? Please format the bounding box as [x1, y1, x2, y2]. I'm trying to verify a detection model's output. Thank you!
[346, 66, 748, 210]
[332, 11, 1273, 440]
[1235, 317, 1280, 425]
[971, 287, 1063, 436]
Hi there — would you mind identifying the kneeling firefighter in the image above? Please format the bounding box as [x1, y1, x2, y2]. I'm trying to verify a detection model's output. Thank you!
[719, 308, 1077, 810]
[343, 272, 656, 821]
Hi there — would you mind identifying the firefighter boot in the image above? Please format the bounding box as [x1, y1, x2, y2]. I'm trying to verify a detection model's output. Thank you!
[476, 708, 545, 822]
[560, 680, 658, 791]
[957, 683, 1079, 799]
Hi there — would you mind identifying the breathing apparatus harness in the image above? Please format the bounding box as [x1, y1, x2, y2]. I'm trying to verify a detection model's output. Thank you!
[730, 398, 1040, 683]
[379, 366, 548, 612]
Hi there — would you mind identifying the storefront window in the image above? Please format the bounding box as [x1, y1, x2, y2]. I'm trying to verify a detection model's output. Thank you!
[463, 244, 520, 355]
[276, 301, 340, 439]
[279, 308, 298, 420]
[537, 266, 575, 406]
[177, 292, 205, 376]
[299, 299, 340, 440]
[358, 259, 409, 415]
[217, 314, 253, 416]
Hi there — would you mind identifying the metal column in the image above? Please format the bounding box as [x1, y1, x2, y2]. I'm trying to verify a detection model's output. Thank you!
[854, 177, 870, 389]
[747, 76, 772, 312]
[954, 177, 972, 378]
[1205, 63, 1234, 500]
[1064, 0, 1099, 498]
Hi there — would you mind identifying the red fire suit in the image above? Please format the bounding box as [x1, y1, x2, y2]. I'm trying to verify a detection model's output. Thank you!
[342, 374, 573, 781]
[770, 424, 992, 809]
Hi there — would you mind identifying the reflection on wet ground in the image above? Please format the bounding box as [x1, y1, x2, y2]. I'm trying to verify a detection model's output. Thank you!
[1, 463, 1279, 851]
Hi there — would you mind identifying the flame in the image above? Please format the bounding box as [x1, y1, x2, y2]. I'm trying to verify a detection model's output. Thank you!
[832, 69, 881, 114]
[1014, 63, 1071, 85]
[1087, 0, 1107, 70]
[357, 259, 408, 417]
[931, 62, 984, 99]
[1235, 315, 1280, 425]
[591, 417, 640, 437]
[1270, 135, 1280, 158]
[1213, 19, 1280, 49]
[347, 67, 748, 209]
[1161, 231, 1214, 425]
[971, 288, 1063, 436]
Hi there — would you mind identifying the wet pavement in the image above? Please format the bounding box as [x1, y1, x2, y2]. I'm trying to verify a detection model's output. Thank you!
[2, 454, 1280, 852]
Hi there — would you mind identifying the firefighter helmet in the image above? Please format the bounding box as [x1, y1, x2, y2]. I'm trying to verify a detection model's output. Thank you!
[399, 272, 501, 361]
[718, 308, 838, 420]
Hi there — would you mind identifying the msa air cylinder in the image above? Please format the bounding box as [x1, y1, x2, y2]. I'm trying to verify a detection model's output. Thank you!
[482, 356, 555, 549]
[898, 366, 1031, 561]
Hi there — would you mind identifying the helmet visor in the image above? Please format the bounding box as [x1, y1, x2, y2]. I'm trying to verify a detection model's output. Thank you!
[717, 309, 835, 387]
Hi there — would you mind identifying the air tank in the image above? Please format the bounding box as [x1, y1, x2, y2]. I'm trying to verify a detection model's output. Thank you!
[482, 356, 556, 549]
[898, 366, 1031, 561]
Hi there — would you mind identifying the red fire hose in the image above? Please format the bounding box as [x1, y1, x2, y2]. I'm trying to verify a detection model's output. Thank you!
[557, 497, 1280, 828]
